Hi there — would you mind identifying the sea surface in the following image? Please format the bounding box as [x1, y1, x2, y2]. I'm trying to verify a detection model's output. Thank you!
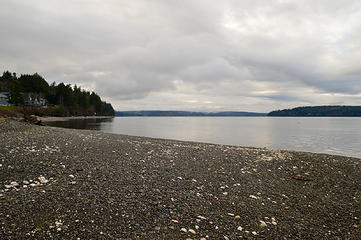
[45, 117, 361, 158]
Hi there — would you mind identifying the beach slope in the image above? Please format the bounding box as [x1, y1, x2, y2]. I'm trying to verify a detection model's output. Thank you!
[0, 120, 360, 239]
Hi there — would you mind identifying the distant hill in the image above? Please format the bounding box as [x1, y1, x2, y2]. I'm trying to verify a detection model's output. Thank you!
[268, 106, 361, 117]
[115, 111, 267, 117]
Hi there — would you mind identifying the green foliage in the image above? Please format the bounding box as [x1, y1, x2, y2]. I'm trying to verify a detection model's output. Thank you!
[268, 106, 361, 117]
[18, 73, 49, 93]
[0, 70, 115, 116]
[8, 79, 24, 106]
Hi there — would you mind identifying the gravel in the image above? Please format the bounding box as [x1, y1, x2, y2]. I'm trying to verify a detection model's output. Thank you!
[0, 120, 360, 239]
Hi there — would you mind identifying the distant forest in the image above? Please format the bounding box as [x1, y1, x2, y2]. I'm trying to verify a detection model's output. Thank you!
[115, 111, 266, 117]
[0, 71, 114, 116]
[268, 106, 361, 117]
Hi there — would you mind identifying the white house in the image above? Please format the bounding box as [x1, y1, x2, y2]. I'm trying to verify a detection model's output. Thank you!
[0, 92, 10, 106]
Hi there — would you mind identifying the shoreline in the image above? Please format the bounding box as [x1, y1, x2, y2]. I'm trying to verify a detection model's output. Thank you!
[0, 120, 360, 239]
[39, 116, 114, 122]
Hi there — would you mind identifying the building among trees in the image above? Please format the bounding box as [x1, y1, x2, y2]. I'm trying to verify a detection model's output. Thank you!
[0, 71, 114, 116]
[0, 92, 10, 106]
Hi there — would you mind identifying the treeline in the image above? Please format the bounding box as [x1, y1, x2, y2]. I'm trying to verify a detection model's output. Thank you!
[0, 71, 114, 116]
[268, 106, 361, 117]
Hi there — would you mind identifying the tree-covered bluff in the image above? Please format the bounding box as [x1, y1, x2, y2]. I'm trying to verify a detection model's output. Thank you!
[0, 71, 114, 116]
[268, 106, 361, 117]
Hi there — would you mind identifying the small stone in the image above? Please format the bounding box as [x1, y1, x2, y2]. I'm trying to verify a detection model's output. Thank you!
[38, 176, 49, 184]
[23, 180, 29, 184]
[180, 228, 187, 233]
[11, 182, 19, 187]
[188, 229, 196, 234]
[195, 225, 199, 230]
[223, 192, 228, 195]
[237, 226, 243, 231]
[55, 221, 63, 227]
[227, 213, 234, 216]
[197, 215, 206, 220]
[224, 236, 229, 240]
[260, 220, 267, 227]
[171, 219, 178, 223]
[250, 195, 258, 199]
[252, 231, 258, 235]
[69, 174, 75, 178]
[235, 215, 240, 220]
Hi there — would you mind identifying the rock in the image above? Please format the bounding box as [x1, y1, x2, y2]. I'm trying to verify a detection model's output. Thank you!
[237, 226, 243, 231]
[260, 220, 267, 227]
[188, 229, 196, 234]
[10, 182, 19, 187]
[250, 195, 258, 199]
[38, 176, 49, 184]
[27, 115, 38, 123]
[180, 228, 187, 233]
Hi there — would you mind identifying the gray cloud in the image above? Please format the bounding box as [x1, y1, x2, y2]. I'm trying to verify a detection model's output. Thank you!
[1, 0, 361, 112]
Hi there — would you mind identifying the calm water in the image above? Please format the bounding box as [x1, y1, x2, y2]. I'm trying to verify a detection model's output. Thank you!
[46, 117, 361, 158]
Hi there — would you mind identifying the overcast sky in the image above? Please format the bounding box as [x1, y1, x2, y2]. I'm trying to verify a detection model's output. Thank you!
[1, 0, 361, 112]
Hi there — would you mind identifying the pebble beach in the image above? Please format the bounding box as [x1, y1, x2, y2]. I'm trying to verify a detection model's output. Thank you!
[0, 119, 360, 239]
